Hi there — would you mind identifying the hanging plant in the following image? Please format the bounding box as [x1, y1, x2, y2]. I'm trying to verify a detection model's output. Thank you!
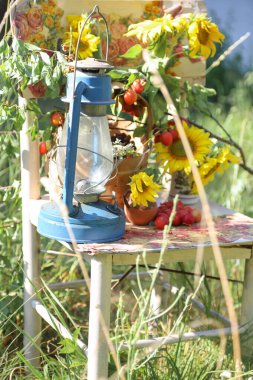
[1, 37, 67, 99]
[0, 35, 68, 156]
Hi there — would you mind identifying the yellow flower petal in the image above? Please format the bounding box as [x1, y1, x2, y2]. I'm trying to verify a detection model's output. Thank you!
[155, 122, 212, 175]
[188, 15, 224, 59]
[129, 172, 161, 207]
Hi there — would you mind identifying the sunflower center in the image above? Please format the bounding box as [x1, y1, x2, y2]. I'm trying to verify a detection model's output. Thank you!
[141, 183, 148, 192]
[80, 40, 89, 50]
[170, 140, 187, 157]
[198, 28, 209, 44]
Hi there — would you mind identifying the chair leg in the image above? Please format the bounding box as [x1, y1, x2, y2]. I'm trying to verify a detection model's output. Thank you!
[23, 227, 42, 367]
[20, 101, 42, 367]
[87, 255, 112, 380]
[241, 254, 253, 357]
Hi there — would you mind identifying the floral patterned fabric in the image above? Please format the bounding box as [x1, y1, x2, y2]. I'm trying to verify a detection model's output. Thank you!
[12, 0, 163, 64]
[12, 0, 64, 50]
[76, 213, 253, 255]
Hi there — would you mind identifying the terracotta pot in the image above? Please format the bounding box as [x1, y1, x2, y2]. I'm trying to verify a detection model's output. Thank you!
[123, 191, 158, 226]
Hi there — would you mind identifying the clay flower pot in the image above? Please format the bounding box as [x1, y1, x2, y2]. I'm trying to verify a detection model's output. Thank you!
[123, 191, 158, 226]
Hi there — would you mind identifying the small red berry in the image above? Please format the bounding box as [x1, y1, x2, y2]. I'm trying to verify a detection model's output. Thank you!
[160, 131, 173, 146]
[154, 215, 168, 230]
[164, 209, 172, 217]
[39, 141, 47, 155]
[176, 200, 184, 209]
[122, 103, 134, 113]
[172, 213, 182, 226]
[182, 213, 195, 225]
[168, 119, 176, 127]
[192, 208, 202, 223]
[189, 57, 203, 63]
[131, 79, 146, 94]
[131, 106, 140, 117]
[170, 129, 179, 141]
[164, 201, 174, 208]
[123, 89, 137, 105]
[174, 44, 184, 58]
[50, 111, 65, 127]
[154, 134, 161, 143]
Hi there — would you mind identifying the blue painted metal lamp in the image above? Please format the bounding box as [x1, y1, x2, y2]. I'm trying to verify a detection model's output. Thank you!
[38, 6, 125, 243]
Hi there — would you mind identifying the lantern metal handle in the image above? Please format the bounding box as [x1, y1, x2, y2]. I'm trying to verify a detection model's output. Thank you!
[72, 4, 110, 98]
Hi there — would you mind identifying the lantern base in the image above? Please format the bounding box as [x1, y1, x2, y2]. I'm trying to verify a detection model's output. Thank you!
[37, 200, 125, 243]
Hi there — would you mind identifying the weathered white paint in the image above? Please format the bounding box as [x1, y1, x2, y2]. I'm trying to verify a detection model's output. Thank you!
[120, 325, 248, 350]
[20, 97, 41, 367]
[87, 255, 112, 380]
[241, 250, 253, 356]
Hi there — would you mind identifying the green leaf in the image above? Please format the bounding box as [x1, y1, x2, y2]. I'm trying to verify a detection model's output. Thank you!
[110, 95, 122, 117]
[32, 60, 43, 78]
[27, 124, 39, 140]
[42, 126, 53, 141]
[133, 126, 146, 137]
[16, 352, 44, 380]
[27, 100, 42, 115]
[45, 72, 53, 87]
[20, 77, 29, 92]
[0, 39, 8, 54]
[126, 73, 138, 87]
[12, 37, 28, 56]
[59, 338, 76, 354]
[53, 65, 61, 81]
[39, 51, 51, 65]
[56, 51, 67, 64]
[120, 44, 142, 59]
[109, 69, 130, 80]
[152, 33, 168, 58]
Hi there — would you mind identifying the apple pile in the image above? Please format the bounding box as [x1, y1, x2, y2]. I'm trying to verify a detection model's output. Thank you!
[154, 200, 201, 230]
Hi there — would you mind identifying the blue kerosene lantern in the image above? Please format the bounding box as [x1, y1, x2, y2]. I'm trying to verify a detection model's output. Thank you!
[38, 53, 125, 243]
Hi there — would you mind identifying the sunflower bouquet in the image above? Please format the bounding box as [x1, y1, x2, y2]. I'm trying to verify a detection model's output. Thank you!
[154, 119, 239, 195]
[107, 7, 240, 196]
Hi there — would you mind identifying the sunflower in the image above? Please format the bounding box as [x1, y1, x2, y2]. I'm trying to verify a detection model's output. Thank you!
[155, 121, 213, 175]
[125, 14, 188, 44]
[188, 15, 225, 59]
[130, 172, 161, 207]
[191, 146, 240, 193]
[126, 14, 179, 45]
[66, 14, 88, 32]
[64, 30, 100, 59]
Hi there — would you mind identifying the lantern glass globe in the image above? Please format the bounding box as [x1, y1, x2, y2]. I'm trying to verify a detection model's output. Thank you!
[57, 111, 113, 202]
